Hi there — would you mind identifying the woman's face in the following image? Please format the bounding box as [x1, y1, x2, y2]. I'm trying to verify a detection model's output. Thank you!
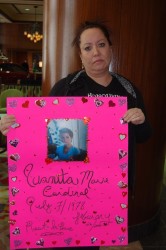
[60, 133, 72, 146]
[79, 28, 112, 76]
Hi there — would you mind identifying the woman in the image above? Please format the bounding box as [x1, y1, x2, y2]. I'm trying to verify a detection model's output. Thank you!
[49, 20, 151, 191]
[0, 20, 151, 249]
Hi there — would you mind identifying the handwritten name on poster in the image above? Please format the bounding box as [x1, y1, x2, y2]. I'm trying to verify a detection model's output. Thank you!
[7, 97, 128, 249]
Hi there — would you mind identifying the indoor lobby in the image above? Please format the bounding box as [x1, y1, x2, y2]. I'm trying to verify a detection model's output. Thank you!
[0, 0, 166, 250]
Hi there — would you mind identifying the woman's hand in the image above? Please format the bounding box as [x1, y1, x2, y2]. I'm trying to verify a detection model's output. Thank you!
[123, 108, 145, 125]
[0, 115, 16, 136]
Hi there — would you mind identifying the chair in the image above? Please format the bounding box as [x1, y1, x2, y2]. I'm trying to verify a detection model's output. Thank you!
[0, 88, 23, 113]
[0, 88, 23, 153]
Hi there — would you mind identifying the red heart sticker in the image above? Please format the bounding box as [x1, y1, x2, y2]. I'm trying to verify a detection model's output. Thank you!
[82, 97, 88, 103]
[122, 173, 126, 178]
[122, 191, 127, 197]
[22, 100, 29, 108]
[121, 227, 126, 232]
[52, 241, 57, 245]
[109, 100, 116, 107]
[45, 158, 53, 164]
[101, 240, 105, 244]
[76, 240, 80, 245]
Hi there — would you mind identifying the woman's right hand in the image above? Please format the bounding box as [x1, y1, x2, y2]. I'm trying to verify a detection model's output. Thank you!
[0, 115, 16, 136]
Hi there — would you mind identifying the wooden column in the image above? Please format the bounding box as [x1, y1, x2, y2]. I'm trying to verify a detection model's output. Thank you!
[42, 0, 78, 96]
[42, 0, 166, 240]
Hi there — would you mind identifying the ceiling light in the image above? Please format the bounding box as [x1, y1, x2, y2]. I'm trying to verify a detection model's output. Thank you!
[23, 6, 43, 43]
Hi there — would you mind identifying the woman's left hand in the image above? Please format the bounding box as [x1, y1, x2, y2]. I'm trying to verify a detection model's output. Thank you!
[123, 108, 145, 125]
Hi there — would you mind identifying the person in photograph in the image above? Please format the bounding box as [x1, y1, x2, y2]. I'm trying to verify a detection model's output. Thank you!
[51, 127, 80, 161]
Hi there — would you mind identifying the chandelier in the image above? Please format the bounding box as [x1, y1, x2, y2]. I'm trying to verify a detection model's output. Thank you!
[23, 6, 43, 43]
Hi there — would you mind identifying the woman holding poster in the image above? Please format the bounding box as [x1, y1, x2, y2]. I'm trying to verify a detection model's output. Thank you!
[0, 20, 151, 249]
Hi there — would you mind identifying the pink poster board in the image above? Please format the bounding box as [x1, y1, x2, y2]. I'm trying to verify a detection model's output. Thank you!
[7, 96, 128, 249]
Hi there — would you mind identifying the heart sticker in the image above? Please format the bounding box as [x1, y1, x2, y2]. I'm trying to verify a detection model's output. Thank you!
[64, 238, 72, 245]
[10, 153, 20, 161]
[119, 149, 127, 159]
[13, 210, 18, 215]
[120, 163, 128, 171]
[36, 238, 44, 246]
[119, 133, 127, 140]
[94, 98, 104, 107]
[9, 139, 19, 147]
[118, 236, 125, 243]
[121, 227, 126, 232]
[11, 187, 19, 196]
[66, 97, 75, 106]
[83, 117, 90, 124]
[8, 219, 16, 225]
[91, 237, 97, 243]
[118, 99, 126, 106]
[118, 181, 127, 188]
[10, 200, 15, 205]
[115, 215, 124, 224]
[109, 100, 116, 107]
[122, 172, 126, 178]
[76, 240, 80, 245]
[84, 156, 90, 163]
[14, 240, 22, 247]
[45, 158, 53, 164]
[120, 203, 128, 209]
[22, 100, 29, 108]
[120, 117, 127, 124]
[35, 99, 46, 107]
[11, 176, 17, 182]
[122, 191, 127, 197]
[8, 164, 17, 172]
[82, 97, 88, 103]
[53, 99, 59, 105]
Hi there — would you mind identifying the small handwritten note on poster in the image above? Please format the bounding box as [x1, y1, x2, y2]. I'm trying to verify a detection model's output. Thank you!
[7, 97, 128, 249]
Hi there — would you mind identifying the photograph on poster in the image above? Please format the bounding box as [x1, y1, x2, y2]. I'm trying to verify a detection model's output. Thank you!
[47, 119, 88, 161]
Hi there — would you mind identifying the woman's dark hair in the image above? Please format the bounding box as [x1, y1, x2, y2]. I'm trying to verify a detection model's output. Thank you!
[59, 128, 73, 138]
[72, 20, 112, 48]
